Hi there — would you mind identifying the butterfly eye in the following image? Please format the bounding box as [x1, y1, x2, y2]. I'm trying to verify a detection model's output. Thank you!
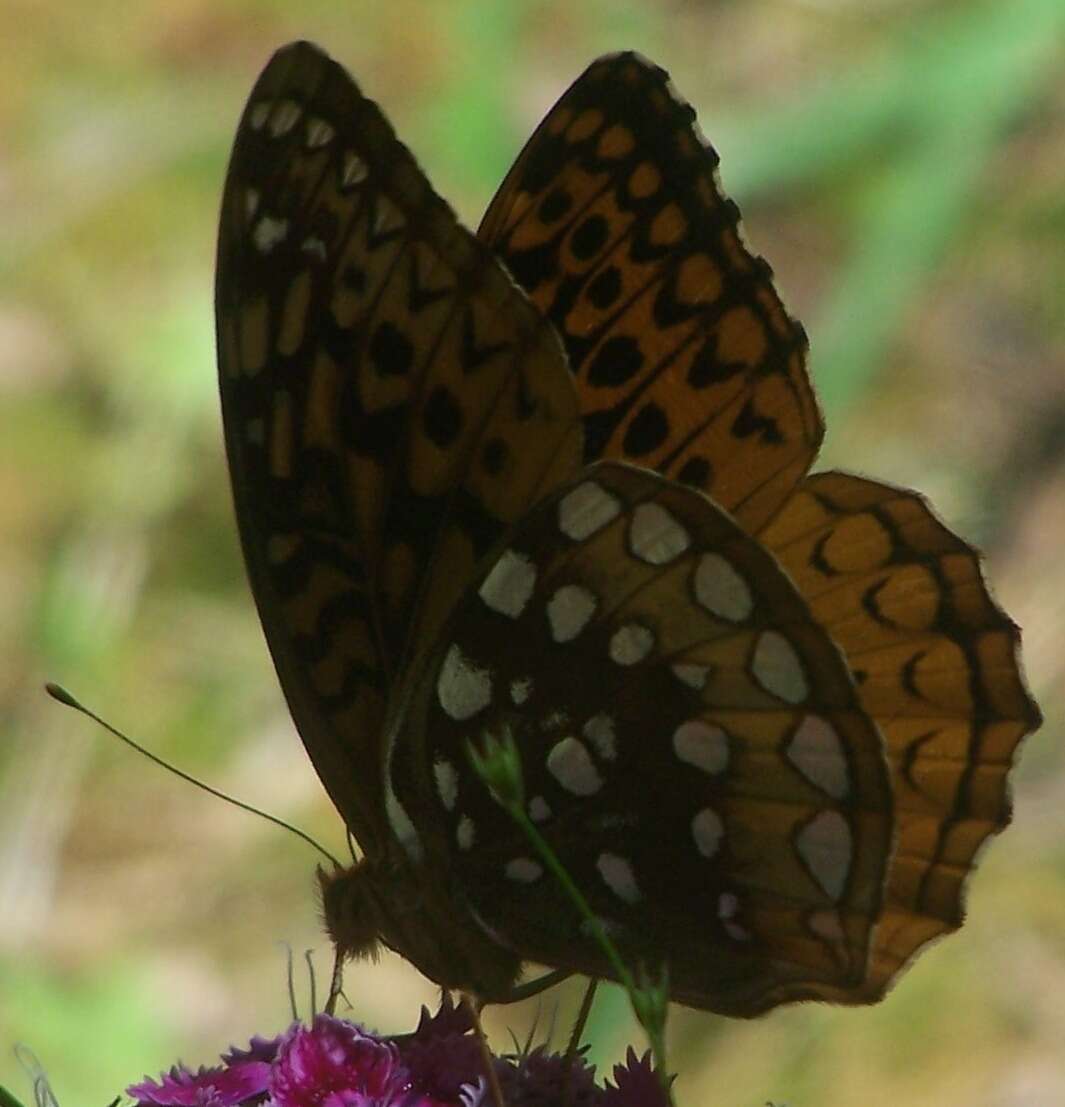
[217, 42, 1039, 1017]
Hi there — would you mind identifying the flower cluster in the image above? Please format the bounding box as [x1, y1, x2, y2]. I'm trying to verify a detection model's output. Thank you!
[126, 999, 670, 1107]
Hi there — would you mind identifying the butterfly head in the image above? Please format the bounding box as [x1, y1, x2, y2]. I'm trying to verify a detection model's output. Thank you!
[318, 858, 522, 1002]
[318, 862, 382, 963]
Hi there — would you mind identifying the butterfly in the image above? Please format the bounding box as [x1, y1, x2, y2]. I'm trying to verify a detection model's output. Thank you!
[215, 41, 1040, 1017]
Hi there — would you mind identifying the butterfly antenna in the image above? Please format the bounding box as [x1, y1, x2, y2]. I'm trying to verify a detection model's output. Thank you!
[44, 682, 340, 868]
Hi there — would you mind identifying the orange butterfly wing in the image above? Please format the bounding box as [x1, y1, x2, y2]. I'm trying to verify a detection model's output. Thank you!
[480, 52, 819, 534]
[761, 473, 1040, 989]
[391, 463, 894, 1016]
[216, 42, 581, 856]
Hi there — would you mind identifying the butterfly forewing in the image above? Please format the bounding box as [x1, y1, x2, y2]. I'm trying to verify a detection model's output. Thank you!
[479, 53, 820, 534]
[388, 462, 894, 1016]
[760, 472, 1041, 988]
[217, 42, 581, 854]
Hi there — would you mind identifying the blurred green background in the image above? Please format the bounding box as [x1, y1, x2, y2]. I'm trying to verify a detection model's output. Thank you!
[2, 0, 1064, 1103]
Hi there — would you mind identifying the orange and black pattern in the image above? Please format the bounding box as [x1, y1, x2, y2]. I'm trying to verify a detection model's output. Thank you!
[216, 42, 1040, 1016]
[761, 473, 1038, 988]
[480, 53, 819, 534]
[216, 43, 580, 852]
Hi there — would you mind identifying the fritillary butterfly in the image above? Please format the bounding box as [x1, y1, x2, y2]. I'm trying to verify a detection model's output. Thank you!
[215, 42, 1039, 1016]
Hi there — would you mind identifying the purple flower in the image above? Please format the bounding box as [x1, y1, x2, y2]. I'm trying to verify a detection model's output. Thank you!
[394, 995, 483, 1106]
[396, 1024, 481, 1105]
[602, 1049, 672, 1107]
[407, 996, 476, 1041]
[125, 1001, 672, 1107]
[128, 1057, 271, 1107]
[223, 1037, 283, 1066]
[496, 1046, 599, 1107]
[268, 1014, 406, 1107]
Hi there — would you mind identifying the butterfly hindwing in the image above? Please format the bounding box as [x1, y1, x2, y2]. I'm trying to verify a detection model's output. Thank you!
[479, 53, 820, 534]
[760, 472, 1041, 988]
[216, 42, 581, 853]
[388, 462, 894, 1016]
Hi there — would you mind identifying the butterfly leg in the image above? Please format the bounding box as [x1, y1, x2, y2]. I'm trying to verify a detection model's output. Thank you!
[325, 942, 346, 1016]
[566, 976, 599, 1057]
[496, 968, 572, 1003]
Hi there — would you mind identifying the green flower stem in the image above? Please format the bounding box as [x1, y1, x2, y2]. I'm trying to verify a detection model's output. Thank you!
[468, 731, 672, 1098]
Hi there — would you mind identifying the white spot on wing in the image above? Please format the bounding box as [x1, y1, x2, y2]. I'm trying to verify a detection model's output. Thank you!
[305, 116, 336, 148]
[341, 151, 369, 188]
[579, 915, 620, 940]
[691, 807, 724, 858]
[479, 548, 538, 618]
[528, 795, 552, 823]
[244, 188, 260, 220]
[433, 758, 459, 811]
[672, 719, 729, 775]
[456, 816, 475, 850]
[249, 101, 271, 130]
[505, 857, 542, 883]
[547, 736, 602, 796]
[547, 584, 597, 642]
[301, 235, 328, 261]
[609, 623, 654, 665]
[383, 713, 421, 862]
[384, 786, 422, 862]
[437, 643, 492, 720]
[510, 677, 532, 705]
[672, 662, 709, 690]
[597, 853, 641, 904]
[252, 215, 289, 254]
[752, 630, 808, 703]
[629, 501, 690, 564]
[583, 714, 616, 761]
[718, 891, 750, 941]
[268, 98, 302, 137]
[558, 481, 621, 541]
[787, 715, 849, 798]
[373, 196, 404, 234]
[797, 810, 852, 901]
[694, 553, 753, 621]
